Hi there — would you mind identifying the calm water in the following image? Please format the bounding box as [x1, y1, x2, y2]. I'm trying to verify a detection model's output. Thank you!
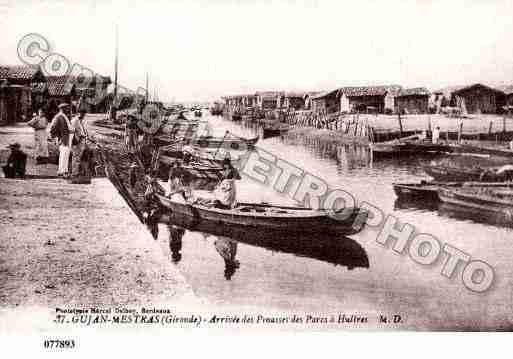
[155, 113, 513, 330]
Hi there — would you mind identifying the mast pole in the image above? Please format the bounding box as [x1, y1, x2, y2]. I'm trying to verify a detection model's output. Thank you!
[112, 24, 119, 122]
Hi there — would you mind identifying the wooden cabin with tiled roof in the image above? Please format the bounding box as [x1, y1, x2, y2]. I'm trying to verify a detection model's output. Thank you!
[0, 65, 46, 125]
[451, 84, 504, 114]
[311, 85, 402, 114]
[256, 91, 283, 110]
[394, 87, 430, 114]
[281, 91, 308, 110]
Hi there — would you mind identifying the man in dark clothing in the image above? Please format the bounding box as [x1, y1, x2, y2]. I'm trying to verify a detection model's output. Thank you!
[2, 143, 27, 178]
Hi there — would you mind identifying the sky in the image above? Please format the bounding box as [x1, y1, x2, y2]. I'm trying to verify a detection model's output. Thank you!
[1, 0, 513, 102]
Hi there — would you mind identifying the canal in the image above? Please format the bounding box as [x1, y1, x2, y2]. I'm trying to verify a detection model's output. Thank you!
[155, 113, 513, 330]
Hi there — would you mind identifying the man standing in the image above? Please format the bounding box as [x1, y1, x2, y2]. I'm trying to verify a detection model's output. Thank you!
[70, 109, 88, 182]
[432, 126, 441, 144]
[49, 103, 72, 177]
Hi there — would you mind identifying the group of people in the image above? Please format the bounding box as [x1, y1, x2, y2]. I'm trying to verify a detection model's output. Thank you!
[2, 102, 91, 183]
[165, 155, 241, 210]
[48, 103, 90, 181]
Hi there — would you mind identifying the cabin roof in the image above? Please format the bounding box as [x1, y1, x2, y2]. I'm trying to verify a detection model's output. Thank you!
[283, 91, 308, 98]
[32, 76, 76, 96]
[452, 83, 504, 96]
[0, 65, 46, 82]
[497, 85, 513, 95]
[312, 85, 402, 100]
[396, 87, 430, 97]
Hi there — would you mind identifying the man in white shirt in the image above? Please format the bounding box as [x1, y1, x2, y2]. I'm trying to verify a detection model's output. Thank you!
[432, 126, 441, 144]
[49, 103, 73, 177]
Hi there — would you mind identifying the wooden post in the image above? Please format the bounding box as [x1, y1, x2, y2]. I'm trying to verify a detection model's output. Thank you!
[489, 121, 493, 135]
[397, 113, 403, 136]
[458, 121, 463, 143]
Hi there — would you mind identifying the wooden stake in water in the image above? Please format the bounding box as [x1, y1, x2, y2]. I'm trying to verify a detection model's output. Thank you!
[397, 113, 403, 136]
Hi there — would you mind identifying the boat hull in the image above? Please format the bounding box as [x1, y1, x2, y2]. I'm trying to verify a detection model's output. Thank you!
[153, 194, 367, 236]
[393, 182, 443, 201]
[438, 187, 513, 218]
[423, 165, 482, 182]
[372, 143, 452, 158]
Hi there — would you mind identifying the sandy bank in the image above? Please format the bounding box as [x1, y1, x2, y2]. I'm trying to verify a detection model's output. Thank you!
[0, 176, 197, 332]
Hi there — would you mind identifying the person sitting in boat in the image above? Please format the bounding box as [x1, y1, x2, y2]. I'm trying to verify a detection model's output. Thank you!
[212, 157, 241, 210]
[166, 161, 193, 203]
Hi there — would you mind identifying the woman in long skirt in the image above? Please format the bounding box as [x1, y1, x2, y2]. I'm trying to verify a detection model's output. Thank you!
[27, 108, 49, 164]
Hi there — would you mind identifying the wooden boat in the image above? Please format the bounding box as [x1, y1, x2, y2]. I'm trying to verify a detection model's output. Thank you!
[371, 133, 452, 158]
[263, 124, 289, 139]
[424, 164, 513, 182]
[438, 185, 513, 218]
[393, 181, 460, 201]
[372, 140, 452, 158]
[449, 144, 513, 158]
[232, 114, 242, 122]
[155, 134, 259, 149]
[151, 191, 367, 236]
[423, 165, 483, 182]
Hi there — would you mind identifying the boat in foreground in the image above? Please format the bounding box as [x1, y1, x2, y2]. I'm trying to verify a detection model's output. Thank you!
[151, 191, 367, 236]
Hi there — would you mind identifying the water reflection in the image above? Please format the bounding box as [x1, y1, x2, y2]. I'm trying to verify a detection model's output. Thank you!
[168, 224, 185, 263]
[395, 197, 513, 230]
[158, 210, 369, 272]
[214, 237, 240, 280]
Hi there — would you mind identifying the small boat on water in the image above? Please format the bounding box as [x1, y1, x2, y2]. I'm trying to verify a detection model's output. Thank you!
[371, 135, 452, 158]
[150, 188, 367, 236]
[423, 165, 483, 182]
[232, 113, 242, 122]
[263, 124, 289, 139]
[424, 164, 513, 182]
[450, 144, 513, 158]
[438, 185, 513, 218]
[155, 134, 259, 149]
[393, 181, 460, 201]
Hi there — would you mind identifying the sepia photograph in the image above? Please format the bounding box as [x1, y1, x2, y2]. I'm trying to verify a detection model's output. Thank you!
[1, 0, 513, 353]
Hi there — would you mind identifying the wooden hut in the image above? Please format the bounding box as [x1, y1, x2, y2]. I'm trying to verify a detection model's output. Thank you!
[282, 92, 307, 110]
[256, 91, 283, 110]
[311, 85, 402, 114]
[0, 65, 46, 125]
[451, 84, 504, 114]
[394, 87, 430, 114]
[303, 92, 321, 110]
[498, 85, 513, 109]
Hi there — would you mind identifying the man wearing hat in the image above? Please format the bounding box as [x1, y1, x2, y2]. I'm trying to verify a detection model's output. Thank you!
[70, 109, 89, 182]
[49, 103, 73, 177]
[2, 143, 27, 178]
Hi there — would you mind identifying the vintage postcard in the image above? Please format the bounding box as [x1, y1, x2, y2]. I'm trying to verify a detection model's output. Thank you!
[1, 0, 513, 354]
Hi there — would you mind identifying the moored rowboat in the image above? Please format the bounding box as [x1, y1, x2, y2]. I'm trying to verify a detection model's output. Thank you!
[438, 186, 513, 218]
[152, 192, 367, 236]
[393, 181, 460, 201]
